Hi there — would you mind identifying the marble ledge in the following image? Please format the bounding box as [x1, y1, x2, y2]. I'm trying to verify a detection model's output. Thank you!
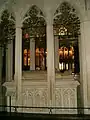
[3, 79, 80, 89]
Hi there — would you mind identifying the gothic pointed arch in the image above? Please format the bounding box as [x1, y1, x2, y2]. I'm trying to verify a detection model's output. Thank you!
[54, 2, 80, 74]
[0, 9, 15, 83]
[0, 9, 15, 47]
[54, 2, 80, 37]
[22, 5, 46, 37]
[22, 5, 47, 71]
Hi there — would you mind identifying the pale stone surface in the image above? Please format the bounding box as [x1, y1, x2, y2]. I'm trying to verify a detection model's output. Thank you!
[3, 74, 79, 114]
[15, 26, 22, 105]
[46, 12, 55, 106]
[0, 0, 90, 114]
[6, 41, 13, 82]
[80, 21, 90, 114]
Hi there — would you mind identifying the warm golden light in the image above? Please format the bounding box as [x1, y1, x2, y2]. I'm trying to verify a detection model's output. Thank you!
[24, 49, 30, 66]
[59, 46, 74, 58]
[24, 49, 27, 54]
[64, 47, 68, 57]
[59, 47, 63, 56]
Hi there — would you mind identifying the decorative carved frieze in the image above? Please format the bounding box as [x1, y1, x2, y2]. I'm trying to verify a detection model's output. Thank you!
[4, 76, 79, 114]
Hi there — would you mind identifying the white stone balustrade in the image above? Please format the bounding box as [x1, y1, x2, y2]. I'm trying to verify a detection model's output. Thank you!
[3, 72, 79, 114]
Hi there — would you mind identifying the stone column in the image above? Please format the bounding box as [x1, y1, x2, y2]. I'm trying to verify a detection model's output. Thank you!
[30, 37, 35, 70]
[15, 25, 22, 105]
[80, 20, 90, 113]
[6, 41, 13, 81]
[54, 36, 59, 71]
[46, 12, 55, 106]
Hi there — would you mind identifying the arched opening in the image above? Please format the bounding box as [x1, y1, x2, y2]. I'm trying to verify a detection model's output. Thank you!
[0, 9, 15, 110]
[53, 2, 80, 76]
[0, 9, 15, 83]
[22, 5, 47, 71]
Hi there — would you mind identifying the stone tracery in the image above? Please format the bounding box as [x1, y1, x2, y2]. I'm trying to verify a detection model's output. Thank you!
[54, 2, 80, 74]
[23, 5, 46, 37]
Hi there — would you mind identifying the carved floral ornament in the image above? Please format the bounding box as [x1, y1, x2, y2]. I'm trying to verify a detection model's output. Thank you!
[0, 9, 15, 47]
[22, 5, 46, 37]
[22, 3, 80, 39]
[53, 2, 80, 37]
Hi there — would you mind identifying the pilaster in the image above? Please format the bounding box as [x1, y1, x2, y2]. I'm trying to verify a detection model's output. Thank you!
[46, 11, 55, 106]
[80, 20, 90, 113]
[15, 23, 22, 105]
[6, 41, 13, 82]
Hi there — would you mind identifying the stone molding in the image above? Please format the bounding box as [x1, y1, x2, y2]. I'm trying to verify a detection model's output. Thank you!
[3, 77, 79, 114]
